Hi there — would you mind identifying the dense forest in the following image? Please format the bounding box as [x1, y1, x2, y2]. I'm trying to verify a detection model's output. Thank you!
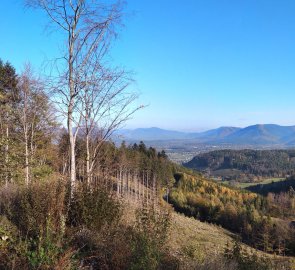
[184, 149, 295, 182]
[169, 171, 295, 255]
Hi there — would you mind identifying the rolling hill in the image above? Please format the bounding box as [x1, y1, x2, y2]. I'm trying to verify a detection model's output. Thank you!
[220, 124, 295, 145]
[191, 126, 241, 142]
[184, 149, 295, 182]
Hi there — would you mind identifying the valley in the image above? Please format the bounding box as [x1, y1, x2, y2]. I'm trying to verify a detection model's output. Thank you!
[116, 125, 295, 164]
[116, 124, 295, 147]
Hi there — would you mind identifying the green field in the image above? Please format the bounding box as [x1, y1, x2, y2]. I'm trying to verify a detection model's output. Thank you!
[220, 177, 286, 189]
[237, 178, 285, 188]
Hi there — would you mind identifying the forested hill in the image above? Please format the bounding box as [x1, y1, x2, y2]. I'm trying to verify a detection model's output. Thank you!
[184, 149, 295, 181]
[118, 144, 295, 255]
[168, 171, 295, 256]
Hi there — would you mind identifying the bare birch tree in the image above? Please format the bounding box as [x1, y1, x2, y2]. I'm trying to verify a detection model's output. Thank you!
[79, 65, 141, 184]
[26, 0, 125, 190]
[18, 70, 31, 185]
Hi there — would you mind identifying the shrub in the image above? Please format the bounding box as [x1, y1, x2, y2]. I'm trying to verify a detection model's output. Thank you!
[223, 239, 274, 270]
[0, 179, 66, 239]
[0, 179, 72, 269]
[67, 184, 122, 231]
[128, 205, 171, 270]
[0, 180, 178, 269]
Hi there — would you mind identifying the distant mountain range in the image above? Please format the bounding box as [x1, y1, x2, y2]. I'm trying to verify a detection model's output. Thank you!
[115, 124, 295, 146]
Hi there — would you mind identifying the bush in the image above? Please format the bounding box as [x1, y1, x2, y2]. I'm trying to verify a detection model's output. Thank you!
[0, 179, 66, 239]
[128, 205, 171, 270]
[0, 179, 73, 269]
[0, 180, 179, 269]
[67, 184, 122, 231]
[223, 239, 273, 270]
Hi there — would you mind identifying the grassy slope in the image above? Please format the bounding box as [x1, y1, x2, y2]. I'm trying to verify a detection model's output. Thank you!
[122, 199, 233, 254]
[169, 211, 233, 256]
[122, 198, 290, 268]
[121, 163, 292, 267]
[166, 170, 295, 266]
[168, 209, 290, 267]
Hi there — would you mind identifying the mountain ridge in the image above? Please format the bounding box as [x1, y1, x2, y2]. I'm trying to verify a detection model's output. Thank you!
[115, 124, 295, 146]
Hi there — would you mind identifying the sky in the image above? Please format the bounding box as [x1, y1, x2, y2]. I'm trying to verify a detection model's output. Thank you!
[1, 0, 295, 131]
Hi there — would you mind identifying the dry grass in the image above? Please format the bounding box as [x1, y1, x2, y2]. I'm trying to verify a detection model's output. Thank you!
[168, 210, 292, 269]
[168, 211, 234, 266]
[105, 198, 293, 269]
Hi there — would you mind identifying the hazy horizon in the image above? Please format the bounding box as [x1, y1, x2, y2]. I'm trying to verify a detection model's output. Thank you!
[121, 123, 295, 133]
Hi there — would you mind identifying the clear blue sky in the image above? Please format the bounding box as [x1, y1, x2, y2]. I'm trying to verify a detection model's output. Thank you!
[1, 0, 295, 131]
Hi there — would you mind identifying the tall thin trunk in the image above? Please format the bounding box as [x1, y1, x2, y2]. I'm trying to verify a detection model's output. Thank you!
[146, 171, 149, 204]
[62, 156, 67, 175]
[5, 116, 9, 186]
[30, 122, 35, 165]
[68, 114, 76, 191]
[116, 170, 120, 196]
[126, 170, 128, 196]
[23, 92, 29, 186]
[138, 172, 140, 200]
[136, 171, 139, 201]
[120, 168, 123, 196]
[24, 130, 29, 186]
[85, 111, 91, 185]
[68, 26, 76, 193]
[86, 138, 90, 184]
